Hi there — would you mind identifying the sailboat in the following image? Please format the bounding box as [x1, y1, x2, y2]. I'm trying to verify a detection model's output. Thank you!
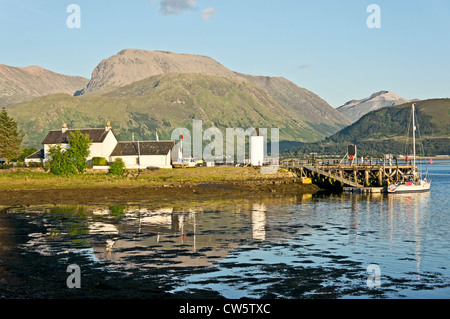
[387, 103, 431, 193]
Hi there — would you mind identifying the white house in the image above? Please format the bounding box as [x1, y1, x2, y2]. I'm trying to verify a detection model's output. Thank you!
[26, 122, 180, 169]
[34, 122, 118, 162]
[110, 141, 176, 169]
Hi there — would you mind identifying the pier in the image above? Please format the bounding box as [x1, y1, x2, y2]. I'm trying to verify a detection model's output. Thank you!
[285, 161, 418, 193]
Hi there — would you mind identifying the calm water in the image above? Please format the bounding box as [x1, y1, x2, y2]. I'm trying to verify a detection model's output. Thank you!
[0, 160, 449, 299]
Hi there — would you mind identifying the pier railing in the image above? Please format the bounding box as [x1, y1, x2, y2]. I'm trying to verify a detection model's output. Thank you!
[283, 161, 416, 189]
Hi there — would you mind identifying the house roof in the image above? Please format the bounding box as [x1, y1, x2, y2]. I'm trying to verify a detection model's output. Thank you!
[26, 149, 44, 159]
[110, 141, 175, 156]
[42, 129, 112, 145]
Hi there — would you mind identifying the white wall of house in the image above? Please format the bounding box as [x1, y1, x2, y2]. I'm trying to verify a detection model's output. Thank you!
[24, 158, 42, 163]
[43, 130, 118, 161]
[111, 151, 172, 169]
[88, 130, 118, 160]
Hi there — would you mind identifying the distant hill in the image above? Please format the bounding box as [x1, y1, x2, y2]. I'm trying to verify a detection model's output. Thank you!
[336, 91, 410, 123]
[7, 49, 350, 148]
[285, 99, 450, 157]
[9, 73, 345, 148]
[0, 64, 88, 107]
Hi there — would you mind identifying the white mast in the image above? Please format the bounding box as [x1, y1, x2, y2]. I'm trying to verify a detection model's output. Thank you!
[412, 103, 416, 180]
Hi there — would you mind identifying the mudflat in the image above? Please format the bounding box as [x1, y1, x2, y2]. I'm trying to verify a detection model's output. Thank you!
[0, 167, 321, 206]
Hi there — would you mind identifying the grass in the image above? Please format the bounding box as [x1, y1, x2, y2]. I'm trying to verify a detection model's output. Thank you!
[0, 166, 293, 191]
[8, 73, 347, 149]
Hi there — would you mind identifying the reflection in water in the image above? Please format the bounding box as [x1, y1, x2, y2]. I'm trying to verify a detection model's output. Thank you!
[1, 188, 448, 298]
[252, 204, 266, 241]
[387, 192, 431, 282]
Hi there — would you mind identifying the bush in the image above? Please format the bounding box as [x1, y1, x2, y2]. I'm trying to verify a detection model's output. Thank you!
[92, 157, 108, 166]
[47, 131, 92, 175]
[109, 158, 125, 176]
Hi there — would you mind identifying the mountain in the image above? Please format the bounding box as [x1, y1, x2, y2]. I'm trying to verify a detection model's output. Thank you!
[285, 99, 450, 156]
[80, 49, 240, 95]
[81, 49, 349, 136]
[0, 64, 89, 107]
[336, 91, 410, 123]
[7, 49, 350, 148]
[238, 74, 350, 137]
[9, 73, 341, 148]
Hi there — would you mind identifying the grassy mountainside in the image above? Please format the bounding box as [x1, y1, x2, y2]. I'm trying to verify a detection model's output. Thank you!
[285, 99, 450, 157]
[5, 49, 350, 149]
[9, 73, 339, 148]
[237, 73, 350, 136]
[0, 64, 88, 107]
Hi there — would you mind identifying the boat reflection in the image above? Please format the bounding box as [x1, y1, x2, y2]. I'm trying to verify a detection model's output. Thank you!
[338, 191, 431, 282]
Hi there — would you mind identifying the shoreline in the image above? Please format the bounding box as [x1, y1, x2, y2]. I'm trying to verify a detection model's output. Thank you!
[0, 181, 321, 206]
[0, 167, 322, 206]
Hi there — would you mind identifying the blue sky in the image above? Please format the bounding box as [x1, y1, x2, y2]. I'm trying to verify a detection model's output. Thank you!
[0, 0, 449, 107]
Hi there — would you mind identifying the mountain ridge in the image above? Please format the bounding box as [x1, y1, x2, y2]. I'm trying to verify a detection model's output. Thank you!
[6, 49, 351, 148]
[336, 90, 410, 123]
[0, 64, 89, 107]
[286, 98, 450, 156]
[10, 72, 336, 147]
[80, 49, 241, 95]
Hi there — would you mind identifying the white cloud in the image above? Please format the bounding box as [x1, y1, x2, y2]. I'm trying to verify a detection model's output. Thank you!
[159, 0, 196, 16]
[298, 63, 312, 69]
[202, 7, 216, 21]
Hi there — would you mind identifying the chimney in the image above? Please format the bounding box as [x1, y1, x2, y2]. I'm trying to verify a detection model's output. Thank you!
[62, 123, 68, 133]
[105, 121, 111, 131]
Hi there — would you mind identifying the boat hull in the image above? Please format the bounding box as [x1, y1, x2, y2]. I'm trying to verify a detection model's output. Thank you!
[387, 180, 431, 193]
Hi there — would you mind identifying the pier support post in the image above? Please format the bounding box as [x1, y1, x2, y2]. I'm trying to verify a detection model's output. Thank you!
[365, 170, 369, 186]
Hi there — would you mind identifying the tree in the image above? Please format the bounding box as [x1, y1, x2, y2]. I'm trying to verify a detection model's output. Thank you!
[47, 144, 77, 175]
[11, 147, 38, 162]
[67, 131, 92, 173]
[47, 131, 92, 175]
[0, 107, 24, 162]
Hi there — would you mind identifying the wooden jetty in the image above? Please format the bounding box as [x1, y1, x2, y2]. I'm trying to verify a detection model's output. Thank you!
[285, 162, 418, 193]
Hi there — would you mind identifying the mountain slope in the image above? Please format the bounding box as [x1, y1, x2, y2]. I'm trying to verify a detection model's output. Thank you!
[237, 73, 350, 136]
[7, 49, 351, 147]
[286, 99, 450, 156]
[9, 73, 336, 147]
[79, 49, 349, 138]
[336, 91, 410, 123]
[0, 64, 89, 107]
[80, 49, 240, 95]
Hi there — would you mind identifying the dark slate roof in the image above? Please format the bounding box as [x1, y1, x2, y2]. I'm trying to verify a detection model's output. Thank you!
[42, 129, 111, 145]
[26, 149, 44, 159]
[111, 141, 175, 156]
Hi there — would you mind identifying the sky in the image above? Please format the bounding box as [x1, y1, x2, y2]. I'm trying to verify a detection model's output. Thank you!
[0, 0, 449, 107]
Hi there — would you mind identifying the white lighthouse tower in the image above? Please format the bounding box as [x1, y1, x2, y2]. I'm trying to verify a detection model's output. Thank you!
[250, 129, 264, 166]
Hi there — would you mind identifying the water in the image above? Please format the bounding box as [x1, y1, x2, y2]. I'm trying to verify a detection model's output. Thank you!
[0, 161, 449, 299]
